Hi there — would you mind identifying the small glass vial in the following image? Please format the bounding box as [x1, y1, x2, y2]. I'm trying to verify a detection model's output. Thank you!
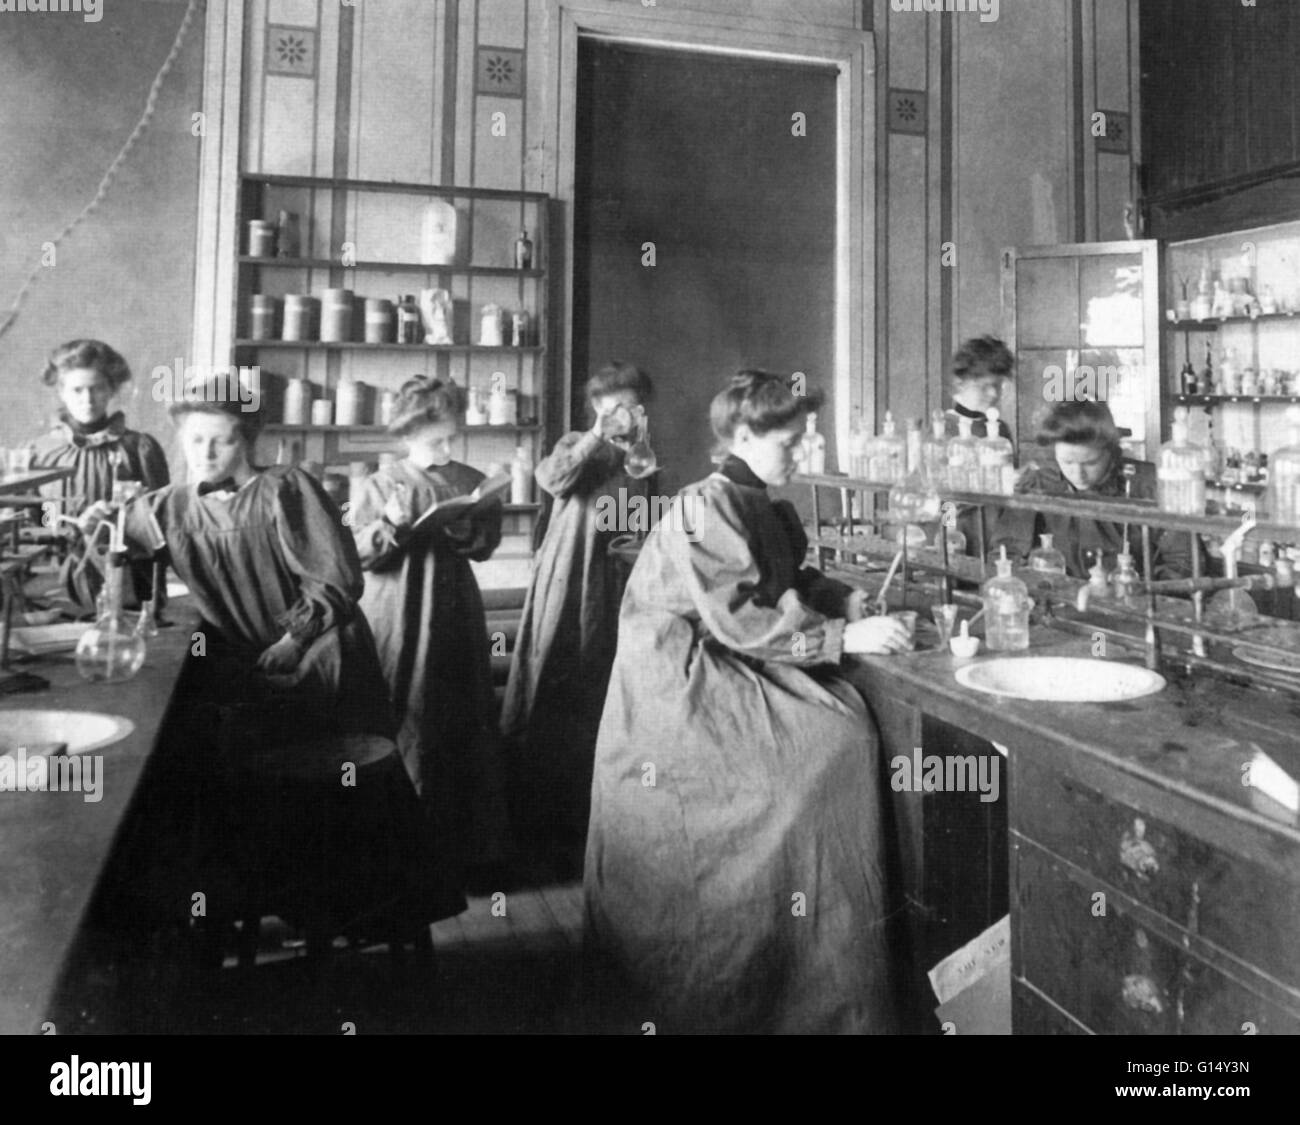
[981, 546, 1031, 652]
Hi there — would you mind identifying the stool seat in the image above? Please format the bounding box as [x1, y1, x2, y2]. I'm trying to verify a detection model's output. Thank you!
[236, 732, 397, 780]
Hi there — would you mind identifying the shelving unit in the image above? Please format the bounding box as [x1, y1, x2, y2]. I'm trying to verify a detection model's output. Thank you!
[1160, 220, 1300, 442]
[232, 172, 552, 539]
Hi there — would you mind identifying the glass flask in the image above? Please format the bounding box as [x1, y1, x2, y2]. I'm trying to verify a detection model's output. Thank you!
[624, 407, 658, 480]
[75, 550, 146, 683]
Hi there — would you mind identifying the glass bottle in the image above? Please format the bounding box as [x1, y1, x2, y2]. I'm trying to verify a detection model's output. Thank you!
[846, 407, 870, 477]
[1111, 551, 1141, 607]
[981, 546, 1032, 652]
[396, 294, 422, 344]
[514, 229, 534, 270]
[276, 210, 301, 258]
[1179, 358, 1198, 396]
[905, 417, 923, 476]
[946, 415, 981, 492]
[75, 550, 147, 683]
[866, 411, 906, 483]
[976, 408, 1015, 494]
[800, 412, 827, 475]
[921, 410, 949, 488]
[1157, 406, 1209, 515]
[1028, 533, 1067, 585]
[1266, 406, 1300, 525]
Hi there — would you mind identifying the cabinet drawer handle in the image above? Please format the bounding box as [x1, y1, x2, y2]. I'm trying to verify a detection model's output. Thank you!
[1119, 818, 1159, 879]
[1121, 974, 1165, 1014]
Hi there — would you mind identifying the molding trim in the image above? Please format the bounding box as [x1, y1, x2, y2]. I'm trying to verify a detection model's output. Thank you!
[543, 0, 876, 457]
[191, 0, 246, 371]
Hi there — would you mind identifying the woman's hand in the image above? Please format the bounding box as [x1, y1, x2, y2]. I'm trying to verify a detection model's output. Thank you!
[382, 483, 409, 528]
[591, 402, 634, 441]
[843, 615, 913, 655]
[75, 499, 116, 539]
[843, 588, 873, 623]
[256, 633, 305, 674]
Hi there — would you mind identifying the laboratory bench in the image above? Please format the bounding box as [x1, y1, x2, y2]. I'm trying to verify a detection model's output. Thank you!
[805, 464, 1300, 1035]
[0, 601, 197, 1034]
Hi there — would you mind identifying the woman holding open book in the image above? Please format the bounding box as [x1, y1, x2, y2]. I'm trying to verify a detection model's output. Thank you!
[352, 377, 510, 886]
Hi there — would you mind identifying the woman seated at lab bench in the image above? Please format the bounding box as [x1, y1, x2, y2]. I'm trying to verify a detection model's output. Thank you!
[584, 370, 912, 1035]
[988, 399, 1197, 579]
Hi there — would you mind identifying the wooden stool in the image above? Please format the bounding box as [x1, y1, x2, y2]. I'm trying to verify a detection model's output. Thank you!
[197, 731, 459, 977]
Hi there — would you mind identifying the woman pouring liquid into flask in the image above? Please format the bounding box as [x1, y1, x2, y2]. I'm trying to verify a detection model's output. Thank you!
[584, 370, 911, 1034]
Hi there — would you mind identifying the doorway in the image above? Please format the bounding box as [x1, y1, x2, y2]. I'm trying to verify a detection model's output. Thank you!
[571, 40, 840, 499]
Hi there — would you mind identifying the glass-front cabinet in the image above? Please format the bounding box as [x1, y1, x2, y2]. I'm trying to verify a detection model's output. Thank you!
[1001, 241, 1162, 463]
[1161, 218, 1300, 516]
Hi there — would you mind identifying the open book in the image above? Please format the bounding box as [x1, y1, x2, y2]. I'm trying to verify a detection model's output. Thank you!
[410, 470, 511, 530]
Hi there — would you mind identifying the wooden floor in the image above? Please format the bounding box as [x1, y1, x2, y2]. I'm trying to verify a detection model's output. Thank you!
[155, 866, 643, 1035]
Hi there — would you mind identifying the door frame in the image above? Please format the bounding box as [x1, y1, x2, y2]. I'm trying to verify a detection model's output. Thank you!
[542, 0, 876, 457]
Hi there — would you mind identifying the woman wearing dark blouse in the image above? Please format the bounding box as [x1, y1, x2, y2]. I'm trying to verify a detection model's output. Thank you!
[32, 339, 169, 516]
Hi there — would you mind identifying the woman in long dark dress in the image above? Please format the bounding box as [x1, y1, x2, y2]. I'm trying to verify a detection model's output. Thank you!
[501, 362, 653, 862]
[79, 384, 463, 944]
[585, 371, 912, 1034]
[351, 377, 509, 885]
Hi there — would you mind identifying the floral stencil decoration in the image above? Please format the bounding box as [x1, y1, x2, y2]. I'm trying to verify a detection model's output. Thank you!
[477, 46, 524, 98]
[267, 25, 318, 78]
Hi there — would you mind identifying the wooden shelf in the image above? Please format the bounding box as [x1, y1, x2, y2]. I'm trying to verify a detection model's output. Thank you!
[1170, 394, 1300, 405]
[1167, 311, 1300, 329]
[239, 256, 544, 277]
[242, 172, 549, 203]
[234, 340, 543, 353]
[0, 467, 73, 496]
[794, 472, 1300, 540]
[263, 423, 541, 433]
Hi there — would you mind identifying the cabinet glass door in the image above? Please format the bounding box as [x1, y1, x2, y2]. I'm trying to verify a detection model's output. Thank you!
[1002, 241, 1162, 462]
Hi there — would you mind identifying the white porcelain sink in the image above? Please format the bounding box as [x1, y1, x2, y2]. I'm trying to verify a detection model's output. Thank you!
[955, 657, 1166, 703]
[0, 710, 135, 755]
